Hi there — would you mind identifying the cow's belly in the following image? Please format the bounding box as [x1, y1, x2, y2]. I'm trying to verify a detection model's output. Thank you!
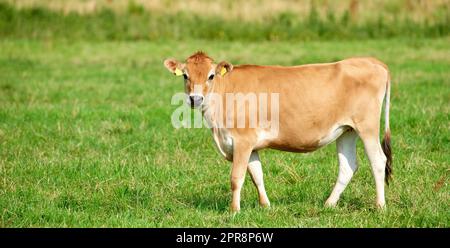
[266, 124, 352, 152]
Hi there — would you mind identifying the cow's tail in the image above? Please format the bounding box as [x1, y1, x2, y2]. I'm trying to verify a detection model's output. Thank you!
[382, 75, 392, 185]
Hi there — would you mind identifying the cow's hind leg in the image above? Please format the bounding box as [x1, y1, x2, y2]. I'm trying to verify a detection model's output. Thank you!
[360, 134, 387, 208]
[247, 151, 270, 208]
[325, 130, 359, 207]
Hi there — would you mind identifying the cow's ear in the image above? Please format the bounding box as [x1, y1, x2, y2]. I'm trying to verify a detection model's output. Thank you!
[164, 58, 184, 76]
[216, 61, 233, 77]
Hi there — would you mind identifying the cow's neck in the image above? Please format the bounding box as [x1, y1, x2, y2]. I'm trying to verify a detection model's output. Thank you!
[201, 79, 233, 160]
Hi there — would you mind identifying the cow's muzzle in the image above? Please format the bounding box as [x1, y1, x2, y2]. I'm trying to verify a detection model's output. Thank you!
[189, 94, 204, 108]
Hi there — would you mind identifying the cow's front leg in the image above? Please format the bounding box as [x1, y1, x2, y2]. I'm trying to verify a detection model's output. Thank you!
[247, 151, 270, 208]
[230, 142, 253, 213]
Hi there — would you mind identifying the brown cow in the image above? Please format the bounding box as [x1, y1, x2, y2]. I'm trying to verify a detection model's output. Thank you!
[164, 52, 392, 212]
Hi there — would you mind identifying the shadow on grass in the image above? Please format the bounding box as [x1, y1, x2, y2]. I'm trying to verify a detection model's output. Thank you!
[272, 185, 379, 212]
[181, 189, 267, 213]
[182, 191, 230, 212]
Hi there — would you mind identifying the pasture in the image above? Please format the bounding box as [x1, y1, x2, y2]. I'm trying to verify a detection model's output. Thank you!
[1, 38, 449, 227]
[0, 1, 449, 227]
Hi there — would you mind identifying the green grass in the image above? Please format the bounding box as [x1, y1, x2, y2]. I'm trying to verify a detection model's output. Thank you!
[0, 37, 449, 227]
[0, 2, 448, 42]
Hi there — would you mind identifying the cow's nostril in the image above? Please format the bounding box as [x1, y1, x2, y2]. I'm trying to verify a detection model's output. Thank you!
[189, 95, 204, 107]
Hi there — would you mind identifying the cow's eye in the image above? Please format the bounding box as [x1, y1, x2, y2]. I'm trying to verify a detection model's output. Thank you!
[208, 74, 215, 81]
[183, 74, 188, 80]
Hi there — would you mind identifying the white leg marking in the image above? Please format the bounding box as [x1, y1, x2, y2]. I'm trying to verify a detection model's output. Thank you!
[247, 151, 270, 207]
[362, 137, 387, 208]
[325, 130, 359, 207]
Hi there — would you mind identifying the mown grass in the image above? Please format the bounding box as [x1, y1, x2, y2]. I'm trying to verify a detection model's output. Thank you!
[0, 37, 449, 227]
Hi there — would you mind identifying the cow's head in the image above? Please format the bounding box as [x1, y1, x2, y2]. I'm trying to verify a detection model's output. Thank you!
[164, 51, 233, 108]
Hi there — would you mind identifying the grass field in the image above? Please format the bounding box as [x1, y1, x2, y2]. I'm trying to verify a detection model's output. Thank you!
[0, 37, 449, 227]
[1, 1, 448, 41]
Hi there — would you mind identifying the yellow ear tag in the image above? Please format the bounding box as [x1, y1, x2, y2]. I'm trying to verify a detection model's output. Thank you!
[220, 67, 227, 76]
[174, 68, 183, 76]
